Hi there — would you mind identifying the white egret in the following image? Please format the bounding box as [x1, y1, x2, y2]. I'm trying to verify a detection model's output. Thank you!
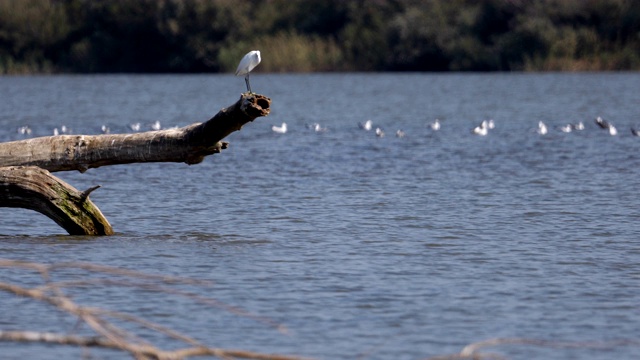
[235, 50, 261, 93]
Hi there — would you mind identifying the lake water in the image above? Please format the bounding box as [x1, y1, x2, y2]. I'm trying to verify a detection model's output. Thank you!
[0, 73, 639, 359]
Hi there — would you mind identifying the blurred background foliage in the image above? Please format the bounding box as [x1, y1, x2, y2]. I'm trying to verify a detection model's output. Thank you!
[0, 0, 639, 74]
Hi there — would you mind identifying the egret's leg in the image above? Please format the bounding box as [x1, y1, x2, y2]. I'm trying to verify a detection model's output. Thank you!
[245, 74, 252, 93]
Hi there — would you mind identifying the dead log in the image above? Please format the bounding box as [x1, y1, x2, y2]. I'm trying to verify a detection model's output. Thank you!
[0, 166, 113, 235]
[0, 93, 271, 235]
[0, 93, 271, 173]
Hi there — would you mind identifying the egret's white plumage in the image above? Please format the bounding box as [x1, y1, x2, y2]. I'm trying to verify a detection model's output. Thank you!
[235, 50, 261, 93]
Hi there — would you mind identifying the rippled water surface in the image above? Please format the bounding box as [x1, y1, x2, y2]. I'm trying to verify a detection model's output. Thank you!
[1, 73, 639, 359]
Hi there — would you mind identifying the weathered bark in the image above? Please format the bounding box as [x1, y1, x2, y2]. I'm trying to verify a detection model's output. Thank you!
[0, 93, 271, 235]
[0, 166, 113, 235]
[0, 93, 271, 173]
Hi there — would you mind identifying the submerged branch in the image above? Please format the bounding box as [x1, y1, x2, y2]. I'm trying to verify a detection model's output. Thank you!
[0, 166, 113, 235]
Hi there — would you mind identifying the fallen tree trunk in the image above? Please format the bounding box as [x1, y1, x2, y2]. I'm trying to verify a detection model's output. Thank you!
[0, 93, 270, 173]
[0, 166, 113, 235]
[0, 93, 271, 235]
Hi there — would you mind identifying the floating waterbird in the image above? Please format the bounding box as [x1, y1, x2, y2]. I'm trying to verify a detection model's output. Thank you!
[429, 119, 441, 131]
[272, 122, 287, 134]
[473, 126, 487, 136]
[572, 121, 584, 131]
[235, 50, 261, 93]
[359, 119, 373, 131]
[536, 121, 548, 135]
[472, 121, 489, 136]
[595, 116, 608, 129]
[17, 126, 31, 135]
[595, 116, 616, 135]
[559, 124, 572, 133]
[308, 123, 327, 132]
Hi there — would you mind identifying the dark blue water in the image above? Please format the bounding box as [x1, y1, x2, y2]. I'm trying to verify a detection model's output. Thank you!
[0, 73, 639, 359]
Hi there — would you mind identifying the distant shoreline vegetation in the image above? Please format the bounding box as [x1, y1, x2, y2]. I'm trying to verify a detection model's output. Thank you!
[1, 0, 639, 74]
